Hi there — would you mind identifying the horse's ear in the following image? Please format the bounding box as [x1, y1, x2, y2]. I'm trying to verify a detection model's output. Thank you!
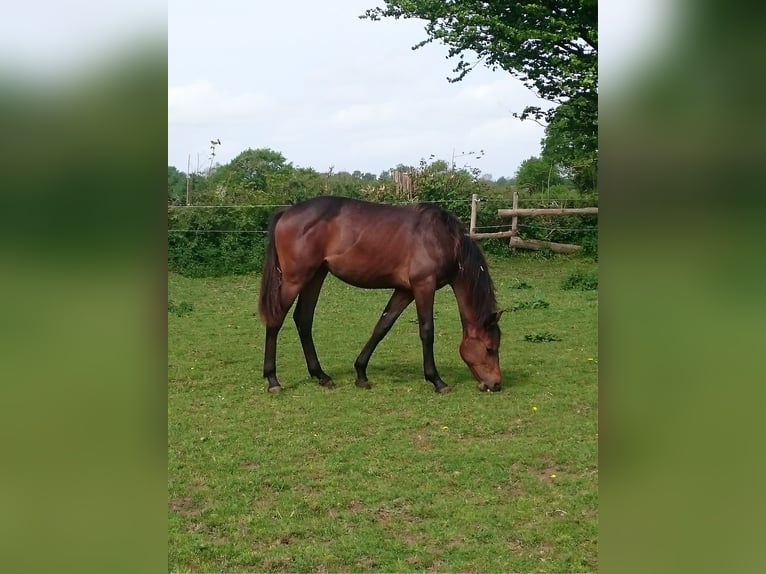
[485, 310, 505, 328]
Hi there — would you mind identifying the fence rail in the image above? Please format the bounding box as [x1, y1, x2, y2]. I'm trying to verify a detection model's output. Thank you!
[469, 192, 597, 252]
[496, 207, 599, 218]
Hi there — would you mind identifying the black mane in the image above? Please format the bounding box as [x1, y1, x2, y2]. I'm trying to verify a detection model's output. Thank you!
[415, 203, 498, 324]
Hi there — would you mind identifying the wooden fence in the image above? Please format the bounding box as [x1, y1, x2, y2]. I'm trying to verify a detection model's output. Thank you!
[469, 192, 598, 253]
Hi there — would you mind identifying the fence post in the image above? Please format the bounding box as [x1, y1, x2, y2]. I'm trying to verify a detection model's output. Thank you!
[509, 191, 519, 248]
[186, 154, 192, 206]
[469, 194, 478, 235]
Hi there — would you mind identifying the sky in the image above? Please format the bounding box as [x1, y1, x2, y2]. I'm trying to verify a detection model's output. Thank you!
[0, 0, 671, 180]
[168, 0, 553, 180]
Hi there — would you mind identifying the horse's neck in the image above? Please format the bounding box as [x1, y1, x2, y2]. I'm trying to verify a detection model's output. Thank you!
[451, 274, 480, 330]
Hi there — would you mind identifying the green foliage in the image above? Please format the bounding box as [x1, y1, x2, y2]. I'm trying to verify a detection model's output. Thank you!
[167, 300, 194, 316]
[168, 206, 276, 277]
[542, 101, 598, 191]
[511, 299, 550, 311]
[167, 166, 187, 205]
[415, 159, 485, 222]
[524, 332, 562, 342]
[561, 270, 598, 291]
[191, 148, 326, 206]
[211, 148, 291, 192]
[323, 170, 365, 199]
[514, 157, 566, 194]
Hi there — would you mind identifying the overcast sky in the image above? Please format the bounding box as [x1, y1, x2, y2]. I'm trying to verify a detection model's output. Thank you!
[2, 1, 671, 180]
[168, 0, 553, 180]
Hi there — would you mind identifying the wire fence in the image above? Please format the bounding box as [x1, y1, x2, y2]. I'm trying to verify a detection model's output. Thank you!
[167, 196, 596, 209]
[473, 223, 597, 233]
[167, 197, 598, 235]
[167, 229, 269, 234]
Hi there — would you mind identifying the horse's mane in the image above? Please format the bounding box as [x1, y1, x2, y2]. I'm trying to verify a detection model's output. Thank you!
[415, 203, 498, 323]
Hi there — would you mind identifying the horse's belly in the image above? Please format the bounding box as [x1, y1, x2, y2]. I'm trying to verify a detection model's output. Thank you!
[325, 256, 407, 289]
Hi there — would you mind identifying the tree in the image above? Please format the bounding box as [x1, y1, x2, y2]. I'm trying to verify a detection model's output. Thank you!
[209, 148, 291, 193]
[542, 101, 597, 191]
[362, 0, 597, 189]
[168, 166, 187, 205]
[514, 156, 565, 194]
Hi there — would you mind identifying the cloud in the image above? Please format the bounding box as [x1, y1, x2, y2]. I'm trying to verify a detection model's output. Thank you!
[330, 101, 402, 130]
[456, 76, 554, 118]
[168, 82, 274, 127]
[246, 75, 549, 176]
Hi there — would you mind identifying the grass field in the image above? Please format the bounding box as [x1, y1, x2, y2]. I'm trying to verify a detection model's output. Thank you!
[168, 253, 598, 573]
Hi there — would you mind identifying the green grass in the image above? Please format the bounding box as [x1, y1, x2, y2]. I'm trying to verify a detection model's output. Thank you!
[168, 254, 598, 573]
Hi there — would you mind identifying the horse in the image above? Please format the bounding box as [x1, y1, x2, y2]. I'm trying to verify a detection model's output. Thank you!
[258, 196, 503, 394]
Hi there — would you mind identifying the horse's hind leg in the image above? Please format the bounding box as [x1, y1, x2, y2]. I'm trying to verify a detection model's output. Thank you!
[354, 288, 413, 388]
[293, 267, 334, 388]
[263, 283, 302, 393]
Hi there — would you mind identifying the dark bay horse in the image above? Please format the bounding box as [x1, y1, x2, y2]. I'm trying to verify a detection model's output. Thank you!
[258, 196, 503, 394]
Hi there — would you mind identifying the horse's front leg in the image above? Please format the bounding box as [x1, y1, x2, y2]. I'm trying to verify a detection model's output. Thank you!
[413, 285, 450, 393]
[354, 288, 414, 388]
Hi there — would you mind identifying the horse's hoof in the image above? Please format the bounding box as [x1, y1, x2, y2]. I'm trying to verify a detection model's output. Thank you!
[319, 379, 336, 389]
[435, 385, 451, 394]
[355, 380, 372, 389]
[267, 385, 283, 393]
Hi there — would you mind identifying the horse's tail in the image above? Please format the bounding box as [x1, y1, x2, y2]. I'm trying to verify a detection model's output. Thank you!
[258, 210, 286, 326]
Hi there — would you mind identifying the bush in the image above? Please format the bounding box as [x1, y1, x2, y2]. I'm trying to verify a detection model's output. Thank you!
[561, 270, 598, 291]
[168, 206, 276, 277]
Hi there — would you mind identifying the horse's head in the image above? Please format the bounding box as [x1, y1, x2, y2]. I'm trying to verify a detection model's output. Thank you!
[459, 311, 503, 392]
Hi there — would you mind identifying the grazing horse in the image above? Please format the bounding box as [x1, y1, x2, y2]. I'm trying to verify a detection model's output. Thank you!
[258, 196, 503, 394]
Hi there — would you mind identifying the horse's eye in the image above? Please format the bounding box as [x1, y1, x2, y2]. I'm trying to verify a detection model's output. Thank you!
[486, 347, 496, 356]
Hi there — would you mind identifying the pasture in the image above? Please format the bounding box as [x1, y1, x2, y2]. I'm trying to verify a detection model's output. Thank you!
[168, 254, 598, 573]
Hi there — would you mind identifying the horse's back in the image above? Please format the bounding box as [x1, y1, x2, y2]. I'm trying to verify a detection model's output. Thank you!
[274, 196, 459, 289]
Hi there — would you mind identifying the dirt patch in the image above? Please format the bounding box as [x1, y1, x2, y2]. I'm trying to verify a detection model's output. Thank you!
[496, 417, 525, 438]
[427, 559, 447, 572]
[355, 557, 379, 569]
[188, 521, 206, 533]
[446, 535, 468, 550]
[279, 533, 294, 545]
[169, 496, 198, 517]
[262, 557, 293, 571]
[411, 430, 433, 450]
[401, 531, 429, 547]
[538, 465, 561, 483]
[210, 534, 230, 546]
[375, 509, 391, 524]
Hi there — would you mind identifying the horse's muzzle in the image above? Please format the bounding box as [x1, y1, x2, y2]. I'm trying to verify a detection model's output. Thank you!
[478, 381, 502, 392]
